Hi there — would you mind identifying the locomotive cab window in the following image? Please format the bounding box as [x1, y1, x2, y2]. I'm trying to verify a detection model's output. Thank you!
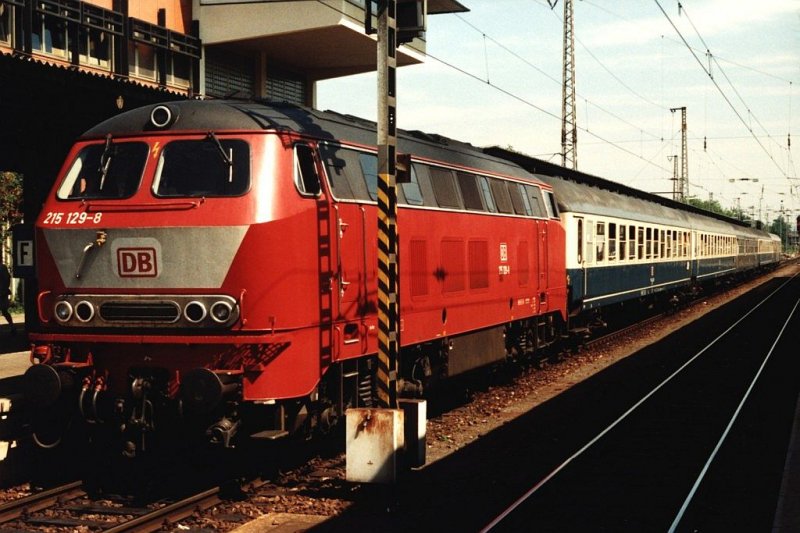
[544, 191, 559, 218]
[457, 172, 485, 211]
[57, 141, 148, 200]
[400, 164, 424, 206]
[294, 144, 321, 196]
[525, 185, 545, 217]
[478, 176, 498, 213]
[154, 138, 250, 197]
[430, 167, 461, 209]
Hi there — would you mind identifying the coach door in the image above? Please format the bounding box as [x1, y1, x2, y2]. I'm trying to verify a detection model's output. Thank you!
[575, 216, 588, 299]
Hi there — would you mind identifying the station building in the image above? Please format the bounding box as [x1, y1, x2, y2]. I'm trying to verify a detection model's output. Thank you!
[0, 0, 466, 319]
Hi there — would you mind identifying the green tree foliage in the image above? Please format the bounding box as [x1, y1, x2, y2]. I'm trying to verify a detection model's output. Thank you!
[1, 171, 23, 257]
[685, 197, 739, 219]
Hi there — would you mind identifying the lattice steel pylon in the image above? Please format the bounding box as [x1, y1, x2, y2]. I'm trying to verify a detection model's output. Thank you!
[670, 106, 688, 202]
[560, 0, 578, 169]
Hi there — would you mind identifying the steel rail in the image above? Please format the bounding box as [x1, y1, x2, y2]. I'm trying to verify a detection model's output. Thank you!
[480, 271, 798, 532]
[0, 480, 85, 523]
[102, 487, 222, 533]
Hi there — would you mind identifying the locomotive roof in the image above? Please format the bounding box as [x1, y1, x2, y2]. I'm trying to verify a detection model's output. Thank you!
[81, 99, 543, 185]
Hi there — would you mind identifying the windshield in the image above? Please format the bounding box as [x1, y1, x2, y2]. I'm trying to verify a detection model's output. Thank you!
[153, 138, 250, 197]
[57, 141, 148, 200]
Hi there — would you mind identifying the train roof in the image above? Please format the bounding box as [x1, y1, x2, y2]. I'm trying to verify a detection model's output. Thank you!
[485, 146, 772, 239]
[81, 99, 545, 186]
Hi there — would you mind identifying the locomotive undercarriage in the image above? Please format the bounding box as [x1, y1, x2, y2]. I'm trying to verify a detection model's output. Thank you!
[23, 357, 245, 459]
[22, 314, 569, 457]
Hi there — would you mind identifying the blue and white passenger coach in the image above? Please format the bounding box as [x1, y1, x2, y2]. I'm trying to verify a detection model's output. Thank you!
[533, 173, 780, 320]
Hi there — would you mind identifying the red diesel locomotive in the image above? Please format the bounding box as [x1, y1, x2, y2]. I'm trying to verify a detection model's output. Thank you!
[25, 100, 567, 454]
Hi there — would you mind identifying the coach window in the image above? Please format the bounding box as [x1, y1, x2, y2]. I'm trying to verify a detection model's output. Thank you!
[619, 224, 627, 261]
[637, 227, 645, 259]
[659, 230, 666, 258]
[645, 228, 652, 259]
[608, 223, 617, 261]
[477, 176, 497, 213]
[577, 219, 583, 264]
[666, 231, 672, 258]
[294, 144, 321, 196]
[58, 142, 148, 200]
[489, 178, 513, 214]
[400, 164, 424, 206]
[457, 172, 485, 211]
[595, 222, 606, 262]
[586, 220, 595, 263]
[629, 226, 636, 259]
[154, 139, 250, 197]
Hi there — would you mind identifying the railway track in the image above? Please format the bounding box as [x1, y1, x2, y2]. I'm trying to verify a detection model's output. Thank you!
[0, 478, 266, 532]
[480, 271, 800, 531]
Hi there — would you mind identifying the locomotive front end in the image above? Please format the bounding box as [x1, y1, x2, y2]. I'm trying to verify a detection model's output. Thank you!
[25, 103, 269, 456]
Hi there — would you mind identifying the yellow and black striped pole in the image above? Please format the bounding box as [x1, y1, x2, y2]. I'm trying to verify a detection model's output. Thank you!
[376, 0, 399, 409]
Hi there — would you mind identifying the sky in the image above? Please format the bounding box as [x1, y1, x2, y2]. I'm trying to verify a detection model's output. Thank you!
[317, 0, 800, 227]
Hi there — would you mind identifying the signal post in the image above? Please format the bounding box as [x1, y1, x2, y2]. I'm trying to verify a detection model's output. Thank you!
[346, 0, 426, 484]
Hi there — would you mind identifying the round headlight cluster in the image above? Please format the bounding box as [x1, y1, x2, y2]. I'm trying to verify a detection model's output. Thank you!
[210, 301, 233, 324]
[75, 301, 95, 323]
[184, 301, 207, 323]
[54, 301, 73, 323]
[183, 300, 235, 324]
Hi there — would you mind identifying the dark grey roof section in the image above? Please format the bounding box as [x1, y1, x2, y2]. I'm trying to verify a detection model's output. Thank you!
[80, 99, 539, 183]
[483, 146, 771, 236]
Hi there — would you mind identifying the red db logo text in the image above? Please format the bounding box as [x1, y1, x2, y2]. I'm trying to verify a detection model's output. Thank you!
[117, 248, 158, 277]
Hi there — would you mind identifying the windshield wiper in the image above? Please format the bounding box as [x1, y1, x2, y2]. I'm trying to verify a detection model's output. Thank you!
[98, 134, 113, 191]
[206, 131, 234, 182]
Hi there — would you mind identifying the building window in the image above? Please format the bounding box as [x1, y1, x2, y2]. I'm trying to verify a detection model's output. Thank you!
[32, 12, 69, 58]
[206, 47, 253, 98]
[128, 41, 156, 80]
[79, 26, 111, 69]
[167, 52, 191, 88]
[0, 3, 13, 46]
[265, 65, 307, 106]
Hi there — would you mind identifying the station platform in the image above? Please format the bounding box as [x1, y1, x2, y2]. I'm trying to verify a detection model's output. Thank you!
[0, 313, 28, 378]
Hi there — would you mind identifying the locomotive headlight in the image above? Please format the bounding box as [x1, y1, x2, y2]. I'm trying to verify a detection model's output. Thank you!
[74, 301, 95, 323]
[54, 301, 73, 323]
[184, 301, 207, 323]
[210, 301, 233, 324]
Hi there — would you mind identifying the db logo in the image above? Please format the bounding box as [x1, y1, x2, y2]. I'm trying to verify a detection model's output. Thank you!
[117, 248, 158, 277]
